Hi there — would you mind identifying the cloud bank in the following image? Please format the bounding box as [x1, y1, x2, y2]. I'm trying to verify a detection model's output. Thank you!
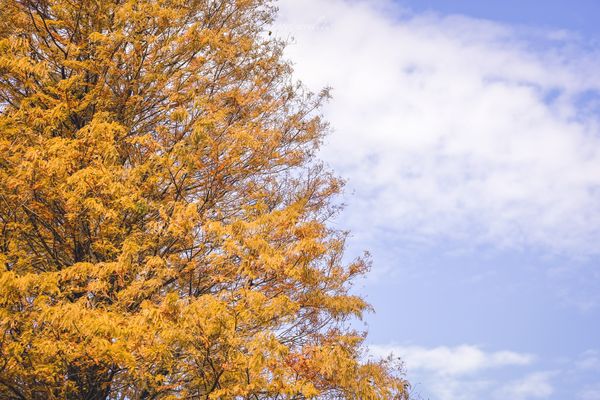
[275, 0, 600, 256]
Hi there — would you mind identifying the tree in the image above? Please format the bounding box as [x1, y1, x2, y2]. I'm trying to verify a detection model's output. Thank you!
[0, 0, 408, 398]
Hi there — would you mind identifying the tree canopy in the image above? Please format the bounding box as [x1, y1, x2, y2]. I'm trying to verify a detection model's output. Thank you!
[0, 0, 408, 398]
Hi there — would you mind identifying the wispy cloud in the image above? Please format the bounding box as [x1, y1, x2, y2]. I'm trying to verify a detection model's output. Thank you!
[547, 263, 600, 311]
[369, 344, 534, 376]
[579, 383, 600, 400]
[276, 0, 600, 257]
[496, 372, 556, 400]
[369, 344, 547, 400]
[576, 350, 600, 372]
[572, 350, 600, 398]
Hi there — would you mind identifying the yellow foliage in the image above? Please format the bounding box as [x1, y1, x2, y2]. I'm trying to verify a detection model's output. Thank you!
[0, 0, 409, 399]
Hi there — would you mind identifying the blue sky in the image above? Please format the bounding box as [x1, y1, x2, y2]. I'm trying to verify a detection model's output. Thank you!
[275, 1, 600, 399]
[403, 0, 600, 38]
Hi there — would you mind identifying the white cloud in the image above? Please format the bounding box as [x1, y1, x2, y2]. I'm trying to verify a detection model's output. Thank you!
[497, 372, 556, 399]
[275, 0, 600, 256]
[369, 344, 533, 376]
[369, 344, 543, 400]
[577, 350, 600, 371]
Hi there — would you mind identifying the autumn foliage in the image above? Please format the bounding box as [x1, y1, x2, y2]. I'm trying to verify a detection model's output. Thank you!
[0, 0, 408, 398]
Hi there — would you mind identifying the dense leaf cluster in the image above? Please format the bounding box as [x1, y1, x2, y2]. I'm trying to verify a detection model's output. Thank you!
[0, 0, 409, 398]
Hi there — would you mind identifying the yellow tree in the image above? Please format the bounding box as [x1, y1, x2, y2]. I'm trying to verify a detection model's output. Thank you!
[0, 0, 409, 398]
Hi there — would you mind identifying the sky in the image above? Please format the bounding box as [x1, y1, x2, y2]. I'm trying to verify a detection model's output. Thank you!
[274, 1, 600, 399]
